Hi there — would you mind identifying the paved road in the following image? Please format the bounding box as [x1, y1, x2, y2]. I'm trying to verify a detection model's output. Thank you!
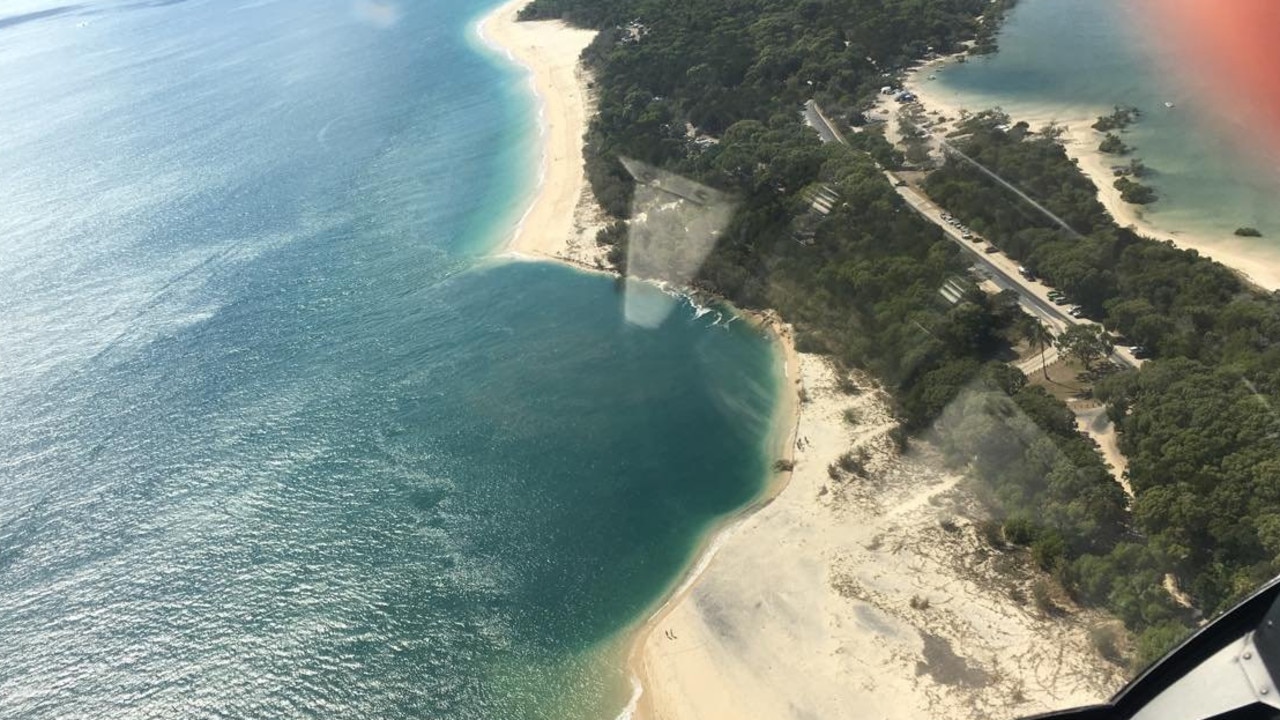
[802, 100, 841, 144]
[802, 101, 1141, 369]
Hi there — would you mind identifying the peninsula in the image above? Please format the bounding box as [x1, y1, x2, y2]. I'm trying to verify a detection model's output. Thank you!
[481, 0, 1280, 717]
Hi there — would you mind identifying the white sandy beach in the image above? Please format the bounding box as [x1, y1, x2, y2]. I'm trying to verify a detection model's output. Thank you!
[477, 0, 609, 269]
[899, 64, 1280, 291]
[635, 352, 1125, 720]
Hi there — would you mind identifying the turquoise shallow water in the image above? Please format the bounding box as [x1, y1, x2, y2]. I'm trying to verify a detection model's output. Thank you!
[0, 1, 779, 717]
[933, 0, 1280, 248]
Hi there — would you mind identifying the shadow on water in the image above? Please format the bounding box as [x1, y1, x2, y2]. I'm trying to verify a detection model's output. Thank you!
[0, 6, 85, 30]
[0, 0, 204, 32]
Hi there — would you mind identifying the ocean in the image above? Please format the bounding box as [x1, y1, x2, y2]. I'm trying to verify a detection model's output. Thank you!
[932, 0, 1280, 250]
[0, 1, 781, 718]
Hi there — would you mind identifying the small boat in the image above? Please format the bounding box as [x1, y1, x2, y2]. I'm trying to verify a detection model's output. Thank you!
[1164, 101, 1175, 109]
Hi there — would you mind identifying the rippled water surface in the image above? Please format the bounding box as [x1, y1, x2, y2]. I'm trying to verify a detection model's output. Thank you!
[0, 1, 779, 717]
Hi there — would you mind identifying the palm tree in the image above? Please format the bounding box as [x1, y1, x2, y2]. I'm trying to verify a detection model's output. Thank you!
[1028, 319, 1055, 379]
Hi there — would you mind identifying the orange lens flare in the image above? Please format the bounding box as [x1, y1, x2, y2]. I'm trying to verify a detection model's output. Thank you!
[1149, 0, 1280, 152]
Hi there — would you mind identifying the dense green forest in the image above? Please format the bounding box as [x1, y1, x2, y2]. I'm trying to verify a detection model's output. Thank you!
[520, 0, 1013, 216]
[925, 115, 1280, 656]
[521, 0, 1280, 668]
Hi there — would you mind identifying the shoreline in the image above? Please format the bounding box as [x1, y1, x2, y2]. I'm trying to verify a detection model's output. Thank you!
[475, 0, 610, 269]
[900, 59, 1280, 291]
[474, 5, 808, 717]
[625, 309, 802, 720]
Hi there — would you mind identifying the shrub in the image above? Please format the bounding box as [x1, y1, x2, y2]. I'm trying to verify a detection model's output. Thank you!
[793, 331, 827, 354]
[979, 520, 1007, 549]
[1114, 177, 1157, 204]
[1092, 106, 1140, 132]
[888, 425, 910, 452]
[1098, 133, 1130, 154]
[1031, 579, 1057, 614]
[837, 449, 868, 476]
[1089, 624, 1125, 664]
[836, 375, 862, 395]
[1003, 517, 1038, 546]
[1131, 621, 1191, 674]
[595, 220, 628, 246]
[1031, 532, 1067, 571]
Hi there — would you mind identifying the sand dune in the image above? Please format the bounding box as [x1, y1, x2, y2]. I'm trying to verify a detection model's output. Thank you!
[635, 352, 1124, 720]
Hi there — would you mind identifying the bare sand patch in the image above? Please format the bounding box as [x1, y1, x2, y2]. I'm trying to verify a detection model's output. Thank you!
[635, 353, 1124, 720]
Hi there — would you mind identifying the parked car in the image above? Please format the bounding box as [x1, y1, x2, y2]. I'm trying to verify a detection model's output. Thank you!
[1131, 345, 1151, 359]
[983, 245, 999, 254]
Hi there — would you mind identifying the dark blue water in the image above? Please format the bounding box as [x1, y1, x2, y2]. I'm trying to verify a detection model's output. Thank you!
[0, 1, 781, 717]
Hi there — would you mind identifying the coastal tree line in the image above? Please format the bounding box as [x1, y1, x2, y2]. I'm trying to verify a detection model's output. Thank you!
[521, 0, 1272, 669]
[925, 113, 1280, 661]
[520, 0, 1007, 216]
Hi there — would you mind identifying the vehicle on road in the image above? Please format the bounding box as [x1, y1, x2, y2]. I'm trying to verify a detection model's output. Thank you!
[1131, 345, 1151, 359]
[983, 245, 999, 254]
